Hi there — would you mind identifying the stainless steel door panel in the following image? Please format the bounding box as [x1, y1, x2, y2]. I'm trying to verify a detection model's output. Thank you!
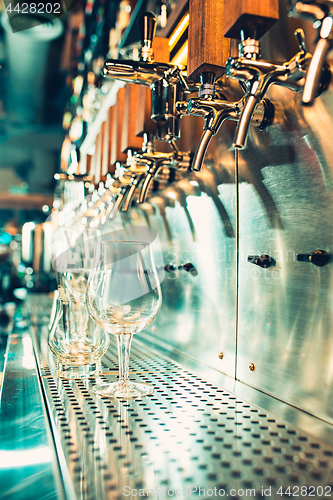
[237, 82, 333, 423]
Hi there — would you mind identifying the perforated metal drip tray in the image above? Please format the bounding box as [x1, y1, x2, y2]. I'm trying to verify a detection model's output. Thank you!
[36, 340, 333, 500]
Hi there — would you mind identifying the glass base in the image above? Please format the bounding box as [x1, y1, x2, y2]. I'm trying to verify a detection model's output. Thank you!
[58, 362, 97, 379]
[93, 379, 154, 399]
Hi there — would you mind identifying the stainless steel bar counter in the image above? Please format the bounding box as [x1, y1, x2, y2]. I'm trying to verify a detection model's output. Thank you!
[1, 294, 333, 500]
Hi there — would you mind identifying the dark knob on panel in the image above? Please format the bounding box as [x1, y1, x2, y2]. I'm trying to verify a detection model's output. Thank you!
[247, 254, 275, 269]
[164, 263, 177, 272]
[178, 262, 198, 276]
[139, 12, 156, 45]
[297, 249, 329, 267]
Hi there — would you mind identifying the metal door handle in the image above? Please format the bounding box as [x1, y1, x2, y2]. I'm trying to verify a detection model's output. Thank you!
[247, 254, 275, 269]
[164, 263, 198, 276]
[296, 249, 329, 267]
[178, 263, 198, 276]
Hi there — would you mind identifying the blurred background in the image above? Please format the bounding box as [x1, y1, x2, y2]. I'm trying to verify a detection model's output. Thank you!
[0, 0, 176, 376]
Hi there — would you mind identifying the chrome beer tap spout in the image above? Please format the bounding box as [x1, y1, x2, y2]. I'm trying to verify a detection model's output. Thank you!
[111, 185, 128, 217]
[288, 0, 332, 105]
[119, 137, 192, 210]
[103, 13, 177, 84]
[103, 12, 192, 143]
[121, 172, 148, 212]
[185, 93, 240, 172]
[121, 151, 150, 212]
[178, 71, 274, 171]
[138, 140, 192, 204]
[108, 164, 133, 217]
[226, 28, 312, 148]
[121, 173, 142, 213]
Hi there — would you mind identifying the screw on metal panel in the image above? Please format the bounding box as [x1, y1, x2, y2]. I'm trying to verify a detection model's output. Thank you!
[218, 353, 224, 359]
[249, 362, 256, 372]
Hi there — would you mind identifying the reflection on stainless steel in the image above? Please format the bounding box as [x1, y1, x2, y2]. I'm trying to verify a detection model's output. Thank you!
[149, 194, 175, 246]
[194, 165, 236, 239]
[0, 332, 65, 500]
[172, 186, 197, 241]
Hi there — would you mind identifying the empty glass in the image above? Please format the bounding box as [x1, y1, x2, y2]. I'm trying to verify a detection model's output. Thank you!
[48, 289, 109, 378]
[49, 229, 108, 378]
[87, 240, 162, 398]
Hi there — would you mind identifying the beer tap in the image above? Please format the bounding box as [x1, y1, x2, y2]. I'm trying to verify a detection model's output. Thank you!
[107, 164, 134, 217]
[138, 139, 192, 204]
[180, 74, 239, 173]
[288, 0, 332, 105]
[103, 12, 191, 143]
[120, 148, 151, 212]
[225, 27, 316, 148]
[176, 73, 274, 172]
[121, 171, 147, 212]
[120, 135, 192, 210]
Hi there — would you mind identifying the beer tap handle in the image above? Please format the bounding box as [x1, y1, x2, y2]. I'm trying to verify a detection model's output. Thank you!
[295, 27, 307, 55]
[139, 12, 157, 62]
[164, 65, 191, 92]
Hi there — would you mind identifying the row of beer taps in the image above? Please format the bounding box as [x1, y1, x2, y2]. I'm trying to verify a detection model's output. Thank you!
[98, 1, 333, 214]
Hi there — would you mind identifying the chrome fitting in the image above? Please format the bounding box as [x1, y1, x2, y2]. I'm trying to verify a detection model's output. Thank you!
[239, 38, 260, 59]
[199, 83, 215, 98]
[198, 71, 216, 98]
[140, 43, 154, 63]
[251, 98, 275, 130]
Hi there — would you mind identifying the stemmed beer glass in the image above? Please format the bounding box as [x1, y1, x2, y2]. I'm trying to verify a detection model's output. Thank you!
[87, 240, 162, 398]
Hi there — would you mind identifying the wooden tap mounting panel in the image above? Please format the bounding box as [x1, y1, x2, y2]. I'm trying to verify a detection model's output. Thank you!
[223, 0, 279, 40]
[187, 0, 231, 82]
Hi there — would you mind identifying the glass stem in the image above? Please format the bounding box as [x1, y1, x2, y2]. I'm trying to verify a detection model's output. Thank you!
[115, 333, 133, 382]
